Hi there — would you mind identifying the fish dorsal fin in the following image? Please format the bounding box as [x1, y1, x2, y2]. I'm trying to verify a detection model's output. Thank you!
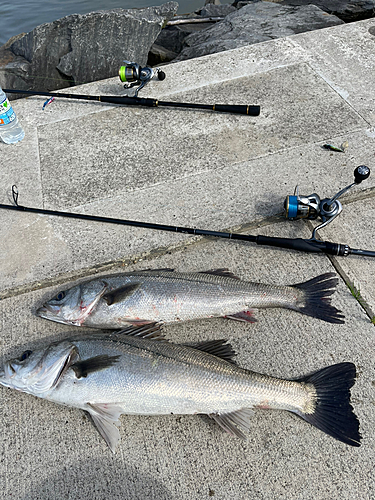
[116, 324, 166, 341]
[71, 355, 121, 379]
[103, 284, 140, 306]
[209, 408, 254, 439]
[86, 402, 123, 453]
[199, 268, 241, 280]
[183, 339, 237, 364]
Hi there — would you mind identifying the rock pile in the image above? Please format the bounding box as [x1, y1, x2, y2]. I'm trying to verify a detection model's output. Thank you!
[0, 2, 178, 94]
[150, 0, 374, 64]
[171, 2, 344, 62]
[0, 0, 373, 96]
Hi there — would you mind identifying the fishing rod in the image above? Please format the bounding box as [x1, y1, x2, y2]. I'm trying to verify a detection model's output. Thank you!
[1, 166, 373, 258]
[4, 61, 260, 116]
[4, 88, 260, 116]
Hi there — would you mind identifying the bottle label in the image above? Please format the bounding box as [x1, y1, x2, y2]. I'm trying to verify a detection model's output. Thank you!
[0, 96, 16, 126]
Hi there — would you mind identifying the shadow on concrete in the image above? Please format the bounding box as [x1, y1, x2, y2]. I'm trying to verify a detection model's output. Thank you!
[20, 457, 174, 500]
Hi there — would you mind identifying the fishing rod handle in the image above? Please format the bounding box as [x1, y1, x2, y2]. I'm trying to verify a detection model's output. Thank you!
[213, 104, 260, 116]
[255, 235, 324, 253]
[255, 235, 352, 256]
[159, 100, 260, 116]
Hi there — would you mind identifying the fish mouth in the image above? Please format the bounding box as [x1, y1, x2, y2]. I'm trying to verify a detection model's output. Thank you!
[35, 304, 66, 323]
[36, 305, 81, 326]
[0, 363, 18, 389]
[36, 305, 47, 318]
[36, 304, 59, 320]
[0, 367, 10, 389]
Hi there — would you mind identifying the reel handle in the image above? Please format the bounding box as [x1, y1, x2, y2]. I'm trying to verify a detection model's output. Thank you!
[354, 165, 370, 184]
[157, 70, 166, 81]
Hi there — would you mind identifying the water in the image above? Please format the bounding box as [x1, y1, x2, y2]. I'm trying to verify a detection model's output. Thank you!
[0, 0, 215, 46]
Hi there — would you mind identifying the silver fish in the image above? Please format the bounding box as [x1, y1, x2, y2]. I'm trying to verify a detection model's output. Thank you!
[36, 269, 344, 328]
[0, 326, 360, 452]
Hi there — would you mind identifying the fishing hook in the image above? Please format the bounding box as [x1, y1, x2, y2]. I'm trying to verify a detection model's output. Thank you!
[11, 185, 19, 207]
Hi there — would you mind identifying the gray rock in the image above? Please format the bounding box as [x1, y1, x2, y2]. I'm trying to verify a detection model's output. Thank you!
[0, 34, 30, 98]
[173, 2, 344, 62]
[151, 17, 219, 61]
[0, 3, 178, 94]
[148, 43, 179, 65]
[199, 4, 237, 16]
[153, 25, 197, 56]
[279, 0, 375, 22]
[233, 0, 262, 6]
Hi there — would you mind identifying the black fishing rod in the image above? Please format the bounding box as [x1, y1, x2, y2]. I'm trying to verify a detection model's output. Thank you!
[4, 62, 260, 116]
[1, 167, 374, 258]
[4, 88, 260, 116]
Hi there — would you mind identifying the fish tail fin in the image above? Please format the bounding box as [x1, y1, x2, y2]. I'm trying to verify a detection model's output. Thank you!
[292, 272, 345, 324]
[294, 362, 361, 447]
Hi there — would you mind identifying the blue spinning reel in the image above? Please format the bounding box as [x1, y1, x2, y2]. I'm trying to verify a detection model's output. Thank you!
[284, 166, 370, 241]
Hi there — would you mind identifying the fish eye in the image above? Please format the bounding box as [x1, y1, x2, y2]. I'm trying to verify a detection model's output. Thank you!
[19, 350, 33, 361]
[55, 291, 66, 301]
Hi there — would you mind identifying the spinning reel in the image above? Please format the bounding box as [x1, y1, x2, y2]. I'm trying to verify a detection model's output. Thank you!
[118, 61, 166, 97]
[284, 165, 370, 242]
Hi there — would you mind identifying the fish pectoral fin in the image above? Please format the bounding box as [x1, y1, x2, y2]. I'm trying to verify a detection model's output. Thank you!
[71, 355, 121, 379]
[225, 310, 257, 323]
[199, 268, 241, 280]
[86, 402, 124, 453]
[102, 284, 141, 306]
[183, 339, 237, 364]
[115, 324, 167, 341]
[209, 408, 254, 439]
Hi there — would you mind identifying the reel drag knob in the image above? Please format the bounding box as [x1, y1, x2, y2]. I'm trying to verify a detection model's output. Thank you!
[354, 165, 370, 184]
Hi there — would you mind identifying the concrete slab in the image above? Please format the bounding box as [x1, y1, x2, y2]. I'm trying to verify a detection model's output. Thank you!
[294, 19, 375, 125]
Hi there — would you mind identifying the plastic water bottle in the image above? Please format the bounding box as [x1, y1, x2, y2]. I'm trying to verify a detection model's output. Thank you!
[0, 86, 25, 144]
